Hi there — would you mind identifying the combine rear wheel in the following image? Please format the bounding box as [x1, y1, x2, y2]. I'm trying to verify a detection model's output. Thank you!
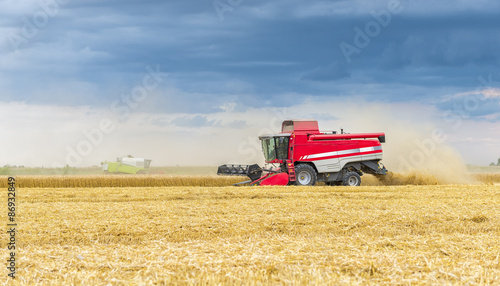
[343, 172, 361, 186]
[294, 164, 317, 186]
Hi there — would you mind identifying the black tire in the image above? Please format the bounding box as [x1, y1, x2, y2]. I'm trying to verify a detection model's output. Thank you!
[343, 172, 361, 186]
[294, 164, 317, 186]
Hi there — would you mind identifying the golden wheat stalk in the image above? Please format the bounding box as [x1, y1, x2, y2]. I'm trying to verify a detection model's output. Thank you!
[0, 172, 498, 188]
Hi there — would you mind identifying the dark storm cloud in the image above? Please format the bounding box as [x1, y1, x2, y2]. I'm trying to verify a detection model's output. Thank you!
[301, 61, 351, 81]
[437, 94, 500, 119]
[1, 0, 499, 120]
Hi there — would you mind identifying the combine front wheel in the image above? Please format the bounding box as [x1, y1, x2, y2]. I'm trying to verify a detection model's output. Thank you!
[294, 164, 317, 186]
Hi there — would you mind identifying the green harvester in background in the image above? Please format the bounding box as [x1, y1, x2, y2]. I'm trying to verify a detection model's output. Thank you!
[101, 156, 152, 174]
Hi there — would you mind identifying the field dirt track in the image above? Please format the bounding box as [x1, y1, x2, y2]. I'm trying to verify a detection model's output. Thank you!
[2, 181, 500, 285]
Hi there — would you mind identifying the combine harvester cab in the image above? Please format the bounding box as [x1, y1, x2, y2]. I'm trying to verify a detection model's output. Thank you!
[102, 156, 152, 174]
[218, 120, 388, 186]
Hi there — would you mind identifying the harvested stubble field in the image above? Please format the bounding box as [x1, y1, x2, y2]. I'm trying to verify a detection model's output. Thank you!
[2, 182, 500, 285]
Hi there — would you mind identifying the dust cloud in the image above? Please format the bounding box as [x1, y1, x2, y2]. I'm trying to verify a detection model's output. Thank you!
[284, 100, 477, 185]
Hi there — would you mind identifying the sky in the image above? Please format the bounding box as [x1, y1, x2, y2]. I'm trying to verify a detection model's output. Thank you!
[1, 0, 499, 168]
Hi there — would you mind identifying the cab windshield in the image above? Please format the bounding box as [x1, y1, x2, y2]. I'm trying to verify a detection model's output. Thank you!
[261, 136, 289, 161]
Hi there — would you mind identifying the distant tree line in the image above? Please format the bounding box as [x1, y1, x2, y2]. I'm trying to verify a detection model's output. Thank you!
[490, 158, 500, 166]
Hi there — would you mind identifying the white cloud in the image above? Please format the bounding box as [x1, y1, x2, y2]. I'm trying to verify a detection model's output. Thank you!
[1, 98, 498, 168]
[0, 0, 41, 15]
[483, 88, 500, 98]
[219, 101, 236, 112]
[452, 88, 500, 99]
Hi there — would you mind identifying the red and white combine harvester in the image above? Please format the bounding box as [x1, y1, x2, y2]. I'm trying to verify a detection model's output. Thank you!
[218, 120, 388, 186]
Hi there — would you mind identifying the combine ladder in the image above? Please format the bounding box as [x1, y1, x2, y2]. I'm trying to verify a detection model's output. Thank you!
[286, 160, 296, 182]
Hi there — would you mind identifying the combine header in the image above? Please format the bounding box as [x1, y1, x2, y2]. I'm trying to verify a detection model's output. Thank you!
[218, 120, 388, 186]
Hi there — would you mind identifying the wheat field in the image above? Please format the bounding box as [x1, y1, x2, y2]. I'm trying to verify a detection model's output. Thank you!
[0, 171, 498, 189]
[0, 175, 243, 188]
[2, 181, 500, 285]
